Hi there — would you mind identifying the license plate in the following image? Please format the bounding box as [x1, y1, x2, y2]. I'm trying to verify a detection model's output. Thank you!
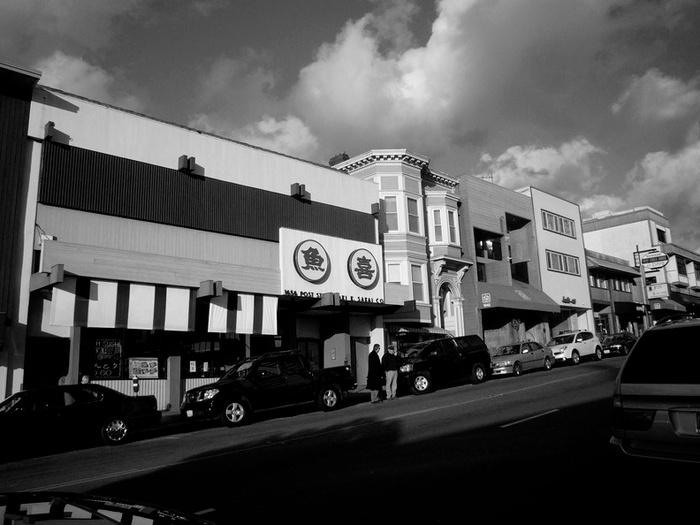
[186, 410, 193, 418]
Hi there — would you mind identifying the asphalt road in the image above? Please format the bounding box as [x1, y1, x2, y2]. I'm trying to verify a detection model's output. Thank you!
[1, 356, 696, 524]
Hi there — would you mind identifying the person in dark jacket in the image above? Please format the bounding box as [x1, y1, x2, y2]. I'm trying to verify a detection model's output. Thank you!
[382, 344, 400, 400]
[367, 344, 384, 403]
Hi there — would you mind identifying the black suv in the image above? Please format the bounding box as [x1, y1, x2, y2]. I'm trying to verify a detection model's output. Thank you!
[611, 316, 700, 462]
[398, 335, 491, 395]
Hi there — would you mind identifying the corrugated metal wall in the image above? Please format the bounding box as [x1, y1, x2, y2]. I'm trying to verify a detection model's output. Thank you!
[39, 142, 376, 244]
[0, 78, 33, 325]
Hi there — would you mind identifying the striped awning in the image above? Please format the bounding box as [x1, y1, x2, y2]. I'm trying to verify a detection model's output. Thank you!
[49, 277, 278, 335]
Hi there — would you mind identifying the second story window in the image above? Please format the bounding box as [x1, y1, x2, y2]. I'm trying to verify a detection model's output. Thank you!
[475, 228, 503, 261]
[433, 209, 443, 243]
[448, 210, 457, 243]
[385, 196, 398, 232]
[407, 198, 420, 234]
[411, 264, 425, 302]
[546, 250, 580, 276]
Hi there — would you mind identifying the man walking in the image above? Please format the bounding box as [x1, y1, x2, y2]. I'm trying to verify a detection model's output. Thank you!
[367, 344, 384, 403]
[382, 344, 400, 400]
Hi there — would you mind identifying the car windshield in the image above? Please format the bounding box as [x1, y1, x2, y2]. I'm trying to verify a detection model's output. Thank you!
[603, 333, 627, 343]
[0, 392, 23, 413]
[494, 345, 519, 356]
[221, 359, 255, 380]
[402, 340, 436, 358]
[547, 334, 575, 346]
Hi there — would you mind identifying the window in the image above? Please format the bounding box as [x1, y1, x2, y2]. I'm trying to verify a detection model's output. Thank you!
[433, 209, 443, 242]
[657, 228, 667, 243]
[477, 262, 486, 282]
[677, 257, 687, 276]
[411, 264, 425, 302]
[407, 198, 420, 234]
[386, 263, 401, 283]
[385, 196, 398, 232]
[546, 250, 581, 276]
[542, 210, 576, 238]
[695, 263, 700, 281]
[474, 228, 502, 261]
[448, 210, 457, 243]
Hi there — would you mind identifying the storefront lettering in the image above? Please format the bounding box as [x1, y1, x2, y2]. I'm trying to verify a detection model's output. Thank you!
[284, 289, 384, 303]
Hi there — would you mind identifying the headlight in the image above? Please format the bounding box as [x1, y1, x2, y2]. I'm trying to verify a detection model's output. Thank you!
[492, 361, 511, 367]
[198, 388, 219, 401]
[400, 364, 413, 373]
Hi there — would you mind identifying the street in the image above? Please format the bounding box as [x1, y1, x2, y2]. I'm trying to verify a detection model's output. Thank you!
[1, 355, 696, 524]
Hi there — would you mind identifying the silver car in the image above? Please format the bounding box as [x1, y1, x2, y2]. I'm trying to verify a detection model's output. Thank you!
[611, 316, 700, 463]
[491, 341, 554, 376]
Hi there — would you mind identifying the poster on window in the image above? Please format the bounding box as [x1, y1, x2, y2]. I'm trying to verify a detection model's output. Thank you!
[128, 357, 159, 379]
[94, 339, 122, 379]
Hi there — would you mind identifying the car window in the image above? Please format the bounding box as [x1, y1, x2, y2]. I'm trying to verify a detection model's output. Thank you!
[33, 390, 69, 410]
[257, 360, 282, 378]
[495, 345, 518, 356]
[620, 325, 700, 384]
[454, 336, 487, 356]
[280, 355, 305, 375]
[443, 341, 461, 358]
[548, 334, 574, 345]
[0, 393, 26, 413]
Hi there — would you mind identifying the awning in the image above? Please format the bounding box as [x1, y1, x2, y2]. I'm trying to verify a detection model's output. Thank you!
[48, 277, 278, 334]
[477, 282, 560, 313]
[586, 256, 640, 277]
[650, 298, 686, 313]
[209, 291, 278, 335]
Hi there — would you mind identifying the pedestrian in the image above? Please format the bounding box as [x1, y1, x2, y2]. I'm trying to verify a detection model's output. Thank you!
[382, 344, 400, 400]
[367, 344, 384, 403]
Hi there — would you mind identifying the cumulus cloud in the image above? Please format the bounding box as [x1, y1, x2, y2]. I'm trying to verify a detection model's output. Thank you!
[34, 51, 145, 112]
[478, 137, 606, 199]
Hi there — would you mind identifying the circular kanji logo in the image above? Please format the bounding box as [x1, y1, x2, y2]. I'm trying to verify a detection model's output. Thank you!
[293, 239, 331, 284]
[347, 249, 380, 290]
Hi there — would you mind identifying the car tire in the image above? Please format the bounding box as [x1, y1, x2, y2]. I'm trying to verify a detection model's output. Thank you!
[543, 356, 552, 371]
[471, 362, 487, 383]
[317, 385, 341, 411]
[411, 372, 433, 395]
[100, 416, 131, 446]
[594, 346, 603, 361]
[571, 350, 580, 365]
[220, 398, 250, 427]
[513, 362, 522, 376]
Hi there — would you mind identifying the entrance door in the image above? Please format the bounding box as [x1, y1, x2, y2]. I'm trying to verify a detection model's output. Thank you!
[351, 338, 370, 390]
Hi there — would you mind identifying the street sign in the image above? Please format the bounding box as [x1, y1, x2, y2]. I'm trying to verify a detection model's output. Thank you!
[640, 251, 669, 270]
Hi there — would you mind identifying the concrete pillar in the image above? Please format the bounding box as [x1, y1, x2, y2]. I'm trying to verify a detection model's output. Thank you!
[167, 355, 181, 413]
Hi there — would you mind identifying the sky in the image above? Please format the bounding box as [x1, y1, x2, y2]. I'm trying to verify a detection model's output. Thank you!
[2, 0, 700, 254]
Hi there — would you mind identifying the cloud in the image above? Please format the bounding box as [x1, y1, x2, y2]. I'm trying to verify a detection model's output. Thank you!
[624, 140, 700, 253]
[34, 51, 145, 112]
[479, 137, 606, 199]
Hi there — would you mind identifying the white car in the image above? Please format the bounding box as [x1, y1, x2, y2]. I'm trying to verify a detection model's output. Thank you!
[546, 330, 603, 365]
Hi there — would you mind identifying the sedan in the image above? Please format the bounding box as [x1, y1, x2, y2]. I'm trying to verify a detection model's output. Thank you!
[0, 383, 161, 458]
[601, 332, 637, 356]
[490, 341, 554, 376]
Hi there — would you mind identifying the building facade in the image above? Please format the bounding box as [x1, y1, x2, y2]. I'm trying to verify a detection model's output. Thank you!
[334, 150, 469, 350]
[1, 61, 406, 404]
[458, 175, 560, 350]
[583, 207, 700, 322]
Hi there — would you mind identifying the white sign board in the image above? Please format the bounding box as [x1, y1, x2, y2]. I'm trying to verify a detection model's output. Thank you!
[640, 251, 669, 270]
[280, 228, 384, 303]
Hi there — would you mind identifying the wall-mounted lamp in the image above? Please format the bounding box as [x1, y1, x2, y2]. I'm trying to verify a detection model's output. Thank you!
[45, 121, 55, 140]
[291, 183, 311, 202]
[178, 155, 196, 173]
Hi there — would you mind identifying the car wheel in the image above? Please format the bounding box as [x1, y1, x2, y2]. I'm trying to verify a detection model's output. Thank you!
[220, 399, 250, 427]
[594, 346, 603, 361]
[472, 363, 487, 383]
[100, 416, 131, 446]
[513, 362, 522, 376]
[571, 350, 580, 365]
[543, 356, 552, 371]
[317, 385, 341, 411]
[411, 372, 433, 395]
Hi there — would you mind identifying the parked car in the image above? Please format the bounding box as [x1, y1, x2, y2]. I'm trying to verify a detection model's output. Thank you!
[398, 335, 491, 395]
[546, 330, 602, 365]
[0, 492, 216, 524]
[181, 350, 356, 427]
[490, 341, 554, 376]
[0, 383, 161, 456]
[611, 316, 700, 463]
[601, 332, 637, 356]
